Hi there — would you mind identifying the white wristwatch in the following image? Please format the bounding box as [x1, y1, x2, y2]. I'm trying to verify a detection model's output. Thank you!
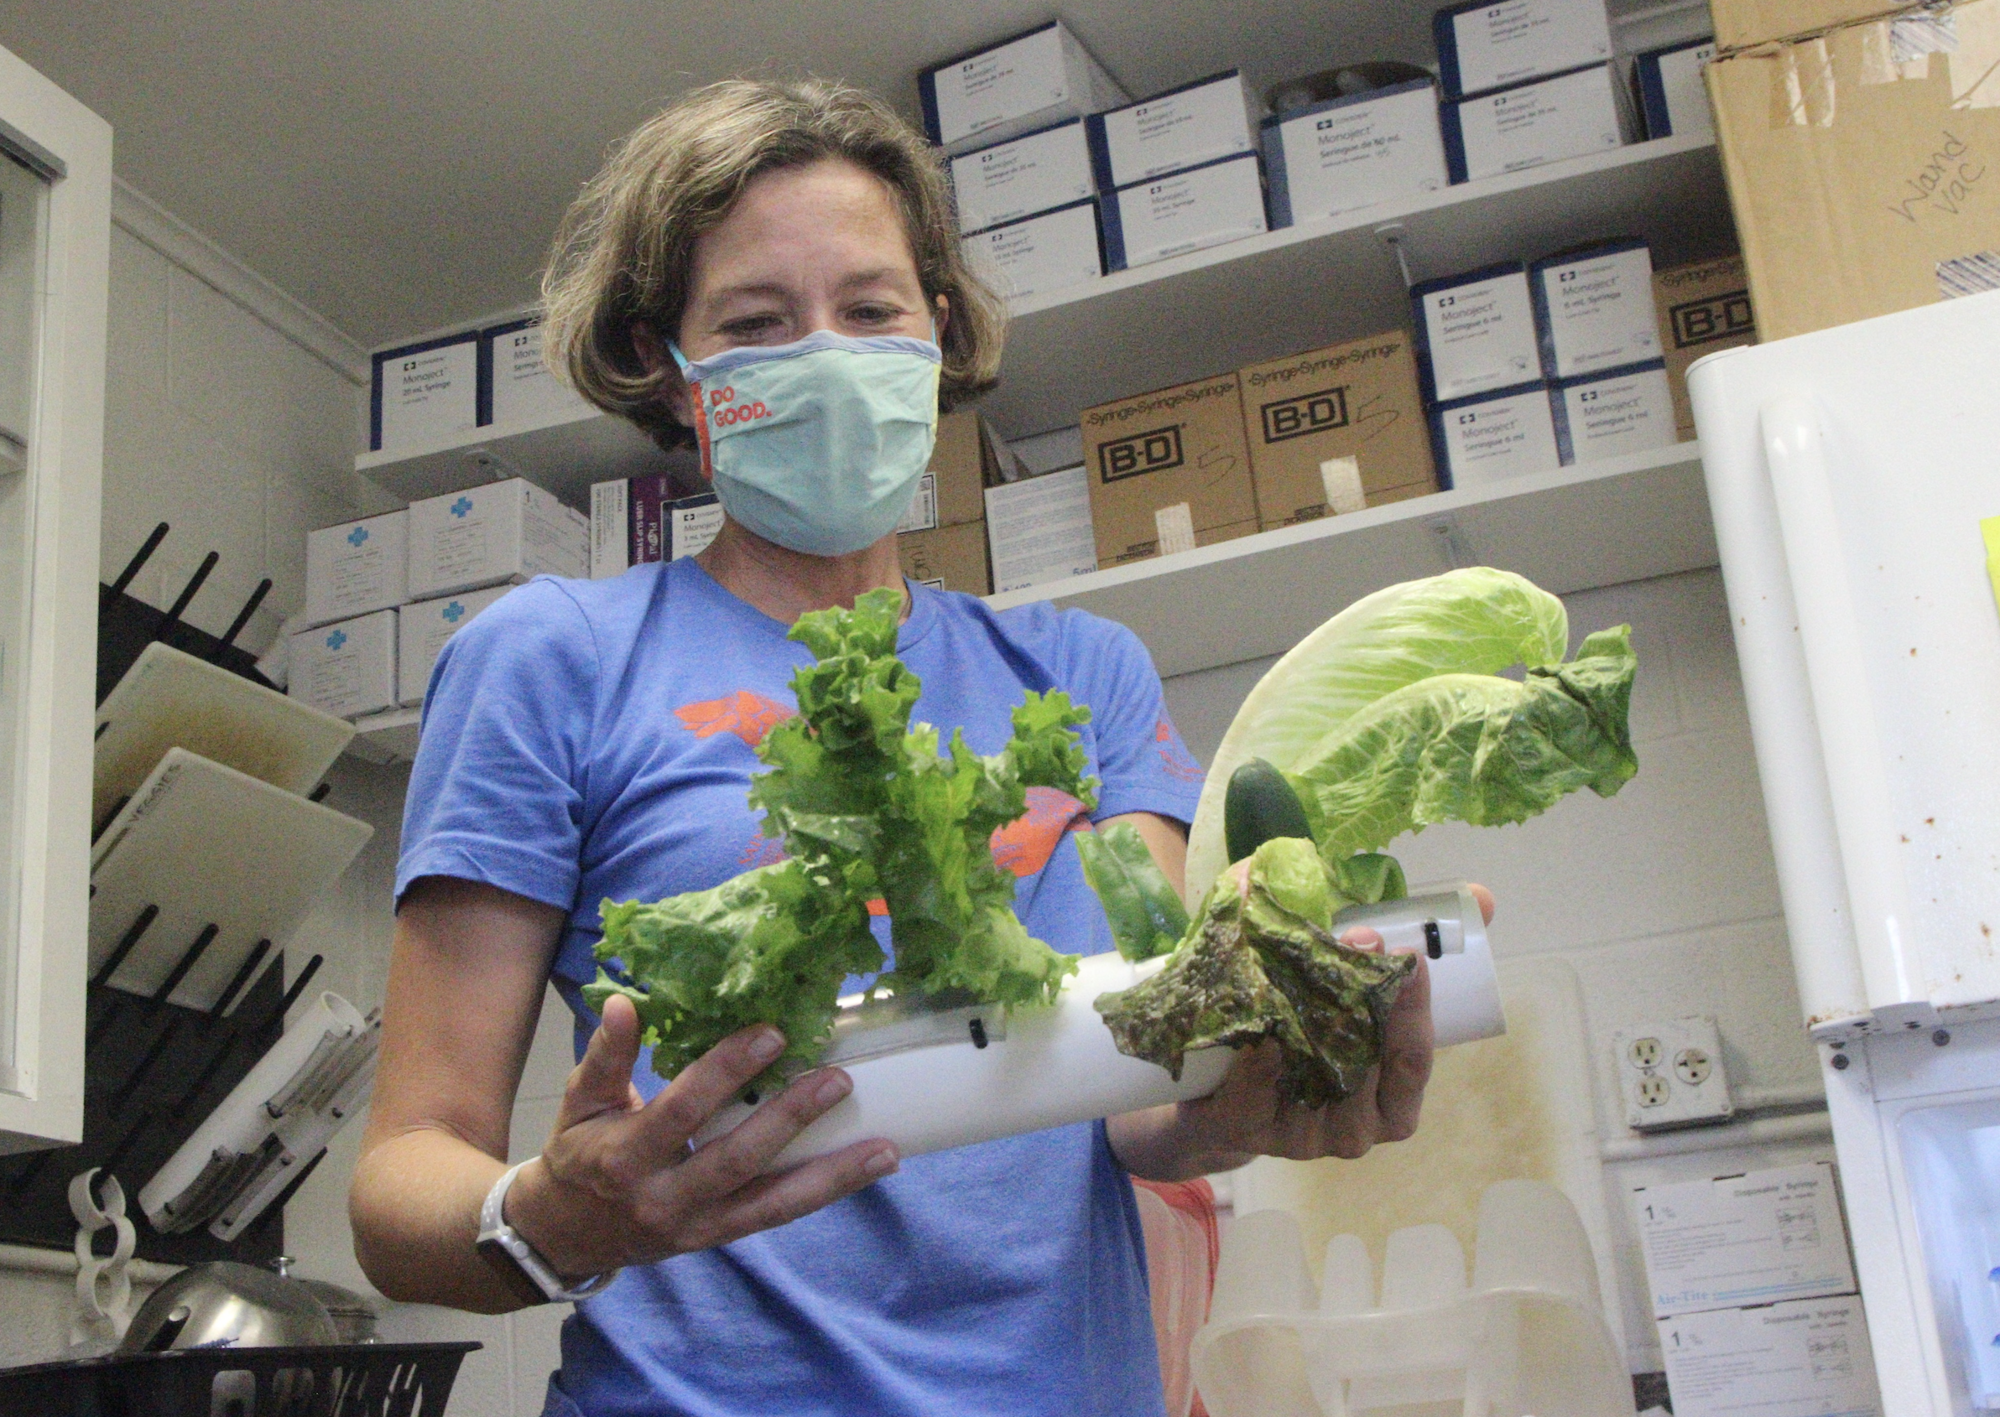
[476, 1160, 618, 1305]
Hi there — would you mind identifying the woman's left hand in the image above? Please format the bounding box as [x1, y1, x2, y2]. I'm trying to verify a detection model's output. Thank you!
[1105, 884, 1493, 1181]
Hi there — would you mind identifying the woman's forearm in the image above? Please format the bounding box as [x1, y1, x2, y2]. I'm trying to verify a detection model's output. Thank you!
[1105, 1102, 1251, 1184]
[350, 1125, 525, 1314]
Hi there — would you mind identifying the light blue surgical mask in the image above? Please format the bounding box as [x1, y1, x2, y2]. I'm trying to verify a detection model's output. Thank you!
[671, 329, 942, 557]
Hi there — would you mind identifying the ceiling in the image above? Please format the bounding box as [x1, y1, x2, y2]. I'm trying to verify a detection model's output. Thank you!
[0, 1, 1449, 348]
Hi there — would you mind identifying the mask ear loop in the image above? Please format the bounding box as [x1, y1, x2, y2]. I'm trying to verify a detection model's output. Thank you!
[668, 341, 715, 482]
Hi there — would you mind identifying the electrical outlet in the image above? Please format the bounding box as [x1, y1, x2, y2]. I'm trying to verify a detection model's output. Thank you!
[1614, 1016, 1734, 1132]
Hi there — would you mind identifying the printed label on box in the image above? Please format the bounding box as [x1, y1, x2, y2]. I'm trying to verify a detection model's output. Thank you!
[1270, 82, 1447, 225]
[963, 201, 1102, 302]
[1436, 385, 1558, 487]
[489, 323, 587, 427]
[1110, 155, 1267, 269]
[1637, 1162, 1857, 1318]
[305, 511, 408, 627]
[1658, 1297, 1881, 1417]
[1641, 40, 1716, 141]
[985, 465, 1098, 593]
[1536, 243, 1658, 377]
[379, 339, 477, 451]
[290, 610, 397, 720]
[897, 472, 941, 534]
[1441, 0, 1613, 97]
[398, 586, 512, 706]
[932, 25, 1071, 147]
[1418, 267, 1539, 401]
[1555, 365, 1675, 465]
[1097, 74, 1252, 186]
[952, 122, 1095, 233]
[1447, 64, 1623, 182]
[670, 496, 725, 560]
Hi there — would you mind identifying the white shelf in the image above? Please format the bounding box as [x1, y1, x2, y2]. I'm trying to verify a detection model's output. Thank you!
[990, 442, 1714, 678]
[347, 706, 421, 765]
[982, 134, 1731, 436]
[356, 401, 699, 509]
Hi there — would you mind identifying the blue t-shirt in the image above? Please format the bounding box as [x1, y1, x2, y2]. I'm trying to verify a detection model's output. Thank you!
[396, 557, 1206, 1417]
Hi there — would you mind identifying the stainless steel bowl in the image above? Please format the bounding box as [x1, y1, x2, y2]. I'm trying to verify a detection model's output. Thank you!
[119, 1262, 338, 1353]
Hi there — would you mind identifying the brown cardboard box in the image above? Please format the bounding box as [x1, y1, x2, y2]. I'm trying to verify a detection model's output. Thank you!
[1653, 255, 1758, 438]
[901, 409, 990, 532]
[899, 519, 992, 595]
[1079, 373, 1259, 566]
[1706, 0, 2000, 342]
[1237, 333, 1439, 530]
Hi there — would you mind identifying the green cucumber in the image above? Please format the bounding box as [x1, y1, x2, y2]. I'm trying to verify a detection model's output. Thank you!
[1224, 757, 1315, 864]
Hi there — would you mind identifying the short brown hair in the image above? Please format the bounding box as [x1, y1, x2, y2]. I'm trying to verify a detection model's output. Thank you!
[541, 78, 1005, 449]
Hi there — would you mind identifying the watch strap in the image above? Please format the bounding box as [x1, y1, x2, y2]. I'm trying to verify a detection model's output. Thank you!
[476, 1160, 618, 1304]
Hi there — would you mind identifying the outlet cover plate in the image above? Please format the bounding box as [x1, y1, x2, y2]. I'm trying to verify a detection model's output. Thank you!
[1614, 1015, 1734, 1131]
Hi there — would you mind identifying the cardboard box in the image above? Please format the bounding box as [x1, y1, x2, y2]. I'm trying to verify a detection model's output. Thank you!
[1705, 0, 2000, 342]
[985, 465, 1098, 594]
[304, 510, 407, 628]
[962, 198, 1103, 302]
[407, 476, 588, 599]
[1238, 332, 1439, 528]
[950, 119, 1097, 234]
[1635, 37, 1717, 141]
[1412, 262, 1541, 402]
[370, 333, 477, 453]
[481, 317, 589, 428]
[898, 519, 992, 595]
[1550, 361, 1676, 464]
[1441, 63, 1626, 183]
[1434, 0, 1614, 99]
[1430, 381, 1559, 488]
[1263, 79, 1448, 228]
[397, 585, 513, 706]
[919, 20, 1127, 154]
[1530, 238, 1660, 378]
[1654, 253, 1757, 438]
[1080, 372, 1259, 565]
[1102, 152, 1267, 270]
[591, 480, 721, 576]
[288, 610, 397, 720]
[1086, 70, 1255, 189]
[897, 409, 991, 533]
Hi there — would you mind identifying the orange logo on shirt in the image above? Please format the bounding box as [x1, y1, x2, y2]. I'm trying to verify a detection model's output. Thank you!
[989, 786, 1090, 878]
[674, 690, 794, 747]
[1155, 716, 1202, 782]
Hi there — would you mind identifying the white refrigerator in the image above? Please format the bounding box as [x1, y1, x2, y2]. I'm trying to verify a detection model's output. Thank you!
[1692, 289, 2000, 1416]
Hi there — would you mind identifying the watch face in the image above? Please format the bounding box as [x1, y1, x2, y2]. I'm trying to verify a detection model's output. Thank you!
[477, 1234, 555, 1307]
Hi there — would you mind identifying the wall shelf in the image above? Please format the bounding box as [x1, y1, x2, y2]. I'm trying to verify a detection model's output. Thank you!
[347, 706, 421, 765]
[990, 441, 1715, 679]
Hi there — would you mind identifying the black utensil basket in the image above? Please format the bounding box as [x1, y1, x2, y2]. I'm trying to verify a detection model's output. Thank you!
[0, 1340, 479, 1417]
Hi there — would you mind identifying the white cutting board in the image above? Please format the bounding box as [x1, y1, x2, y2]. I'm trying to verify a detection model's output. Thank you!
[95, 643, 353, 832]
[89, 748, 372, 1009]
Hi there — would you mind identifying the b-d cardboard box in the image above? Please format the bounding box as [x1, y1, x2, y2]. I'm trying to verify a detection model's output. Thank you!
[1238, 333, 1438, 528]
[1706, 0, 2000, 341]
[1080, 373, 1259, 566]
[898, 520, 992, 595]
[1654, 253, 1757, 438]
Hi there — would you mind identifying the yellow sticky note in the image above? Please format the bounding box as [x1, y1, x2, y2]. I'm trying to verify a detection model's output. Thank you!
[1983, 516, 2000, 614]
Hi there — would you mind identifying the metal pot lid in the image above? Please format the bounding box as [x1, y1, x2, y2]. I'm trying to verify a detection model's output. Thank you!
[118, 1261, 338, 1354]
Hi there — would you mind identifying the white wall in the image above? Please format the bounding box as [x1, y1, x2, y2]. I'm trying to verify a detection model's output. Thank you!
[1162, 567, 1832, 1373]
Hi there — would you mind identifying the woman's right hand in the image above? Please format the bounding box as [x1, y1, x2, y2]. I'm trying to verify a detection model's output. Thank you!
[504, 993, 899, 1280]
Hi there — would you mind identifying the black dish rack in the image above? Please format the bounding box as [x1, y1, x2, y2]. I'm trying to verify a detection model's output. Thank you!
[0, 1341, 479, 1417]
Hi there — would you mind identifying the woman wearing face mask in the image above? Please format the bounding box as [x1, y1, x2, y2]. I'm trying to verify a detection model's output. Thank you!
[351, 79, 1456, 1417]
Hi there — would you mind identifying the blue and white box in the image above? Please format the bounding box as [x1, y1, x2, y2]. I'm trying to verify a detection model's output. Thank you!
[1085, 70, 1255, 190]
[919, 20, 1127, 155]
[1430, 381, 1559, 488]
[962, 198, 1104, 302]
[1529, 238, 1658, 379]
[950, 120, 1096, 234]
[370, 332, 478, 453]
[480, 317, 589, 429]
[1434, 0, 1612, 99]
[1635, 38, 1716, 141]
[1263, 78, 1447, 228]
[1411, 262, 1540, 403]
[396, 584, 514, 706]
[1102, 152, 1267, 271]
[288, 609, 398, 720]
[1550, 361, 1675, 465]
[304, 510, 407, 629]
[1440, 64, 1626, 183]
[406, 476, 588, 600]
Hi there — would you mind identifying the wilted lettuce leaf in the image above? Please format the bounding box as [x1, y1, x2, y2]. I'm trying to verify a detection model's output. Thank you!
[1095, 838, 1416, 1109]
[590, 587, 1099, 1088]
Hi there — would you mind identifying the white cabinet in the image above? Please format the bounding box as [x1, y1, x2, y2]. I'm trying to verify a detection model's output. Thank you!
[0, 43, 110, 1152]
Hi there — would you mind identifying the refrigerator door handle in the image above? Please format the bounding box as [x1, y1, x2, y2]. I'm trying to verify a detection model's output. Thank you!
[1759, 394, 1924, 1012]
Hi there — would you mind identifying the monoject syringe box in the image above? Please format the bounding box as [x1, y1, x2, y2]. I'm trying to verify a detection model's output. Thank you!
[1550, 362, 1676, 465]
[919, 20, 1127, 154]
[961, 199, 1104, 302]
[480, 316, 589, 428]
[1085, 70, 1255, 190]
[1530, 238, 1659, 379]
[1263, 78, 1447, 228]
[288, 609, 398, 720]
[303, 510, 407, 628]
[1102, 152, 1267, 271]
[1433, 0, 1613, 99]
[407, 476, 587, 600]
[1411, 261, 1541, 403]
[1440, 64, 1626, 183]
[1430, 381, 1559, 489]
[370, 332, 477, 453]
[1636, 37, 1717, 141]
[950, 119, 1096, 235]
